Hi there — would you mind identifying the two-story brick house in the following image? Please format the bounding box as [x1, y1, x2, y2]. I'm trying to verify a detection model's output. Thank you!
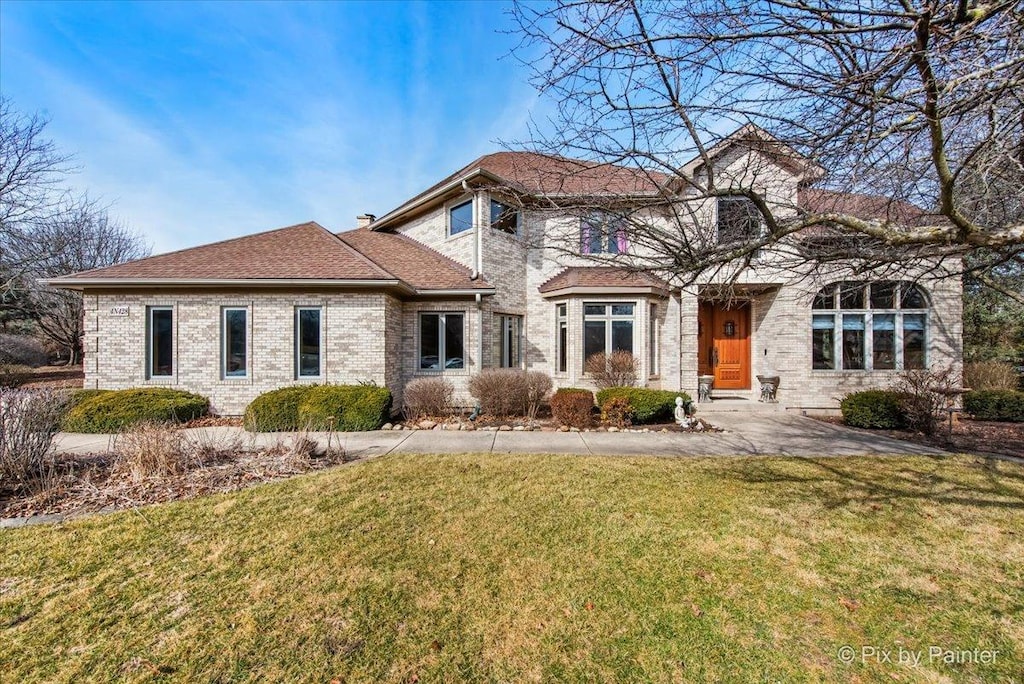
[49, 127, 962, 415]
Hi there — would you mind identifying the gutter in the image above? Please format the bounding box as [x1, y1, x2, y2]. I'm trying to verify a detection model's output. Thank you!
[371, 168, 505, 231]
[42, 277, 412, 293]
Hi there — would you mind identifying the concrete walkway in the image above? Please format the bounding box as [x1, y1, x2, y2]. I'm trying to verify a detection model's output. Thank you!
[52, 412, 948, 460]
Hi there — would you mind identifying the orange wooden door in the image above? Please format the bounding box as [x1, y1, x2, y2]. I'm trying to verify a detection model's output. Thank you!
[712, 305, 750, 390]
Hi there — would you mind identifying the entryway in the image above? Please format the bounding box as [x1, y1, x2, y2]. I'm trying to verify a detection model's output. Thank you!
[698, 301, 751, 390]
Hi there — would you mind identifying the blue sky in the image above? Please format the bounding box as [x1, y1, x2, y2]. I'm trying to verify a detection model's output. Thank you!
[0, 1, 541, 253]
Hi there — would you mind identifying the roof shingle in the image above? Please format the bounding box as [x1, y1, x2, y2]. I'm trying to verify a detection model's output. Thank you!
[336, 228, 492, 291]
[60, 222, 394, 282]
[539, 267, 669, 294]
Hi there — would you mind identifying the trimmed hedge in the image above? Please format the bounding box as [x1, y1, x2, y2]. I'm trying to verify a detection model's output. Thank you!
[244, 384, 393, 432]
[243, 386, 311, 432]
[65, 388, 114, 410]
[963, 390, 1024, 422]
[299, 385, 392, 431]
[595, 387, 690, 424]
[61, 388, 209, 433]
[840, 390, 907, 429]
[550, 388, 594, 428]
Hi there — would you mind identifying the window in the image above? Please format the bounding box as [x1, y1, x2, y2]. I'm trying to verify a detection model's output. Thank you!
[497, 314, 522, 367]
[222, 307, 248, 378]
[449, 199, 473, 236]
[649, 303, 659, 376]
[583, 302, 634, 364]
[490, 199, 520, 234]
[295, 307, 322, 378]
[811, 281, 929, 371]
[147, 306, 173, 378]
[717, 196, 762, 245]
[556, 303, 568, 374]
[420, 312, 465, 370]
[580, 213, 627, 255]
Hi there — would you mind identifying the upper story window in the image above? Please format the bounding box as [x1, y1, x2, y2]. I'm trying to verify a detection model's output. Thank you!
[448, 199, 473, 236]
[811, 281, 928, 371]
[581, 213, 627, 255]
[717, 196, 762, 246]
[490, 199, 520, 234]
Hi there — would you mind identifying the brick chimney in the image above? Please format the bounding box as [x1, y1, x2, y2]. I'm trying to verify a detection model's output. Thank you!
[356, 214, 376, 229]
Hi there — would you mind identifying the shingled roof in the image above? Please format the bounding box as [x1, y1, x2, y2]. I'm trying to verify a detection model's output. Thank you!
[798, 188, 929, 226]
[539, 267, 670, 296]
[51, 222, 396, 284]
[336, 228, 492, 291]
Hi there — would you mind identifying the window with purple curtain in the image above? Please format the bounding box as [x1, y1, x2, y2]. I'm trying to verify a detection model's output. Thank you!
[580, 213, 627, 255]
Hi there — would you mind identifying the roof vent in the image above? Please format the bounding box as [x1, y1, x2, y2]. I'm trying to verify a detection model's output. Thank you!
[356, 214, 376, 229]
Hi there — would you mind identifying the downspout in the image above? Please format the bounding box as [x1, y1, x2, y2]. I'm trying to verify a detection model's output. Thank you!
[463, 179, 481, 280]
[476, 292, 484, 378]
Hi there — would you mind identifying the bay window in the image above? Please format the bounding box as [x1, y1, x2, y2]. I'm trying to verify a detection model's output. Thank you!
[583, 302, 634, 363]
[556, 303, 568, 374]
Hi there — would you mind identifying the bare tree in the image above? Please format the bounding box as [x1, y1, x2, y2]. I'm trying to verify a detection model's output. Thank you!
[9, 197, 149, 364]
[509, 0, 1024, 288]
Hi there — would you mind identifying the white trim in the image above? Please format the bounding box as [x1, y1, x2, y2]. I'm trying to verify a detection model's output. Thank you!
[540, 286, 668, 298]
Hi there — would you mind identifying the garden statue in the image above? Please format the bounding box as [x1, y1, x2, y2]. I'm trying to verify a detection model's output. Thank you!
[674, 396, 696, 427]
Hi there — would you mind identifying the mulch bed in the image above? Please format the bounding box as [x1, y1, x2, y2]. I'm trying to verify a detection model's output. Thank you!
[0, 443, 348, 520]
[818, 416, 1024, 459]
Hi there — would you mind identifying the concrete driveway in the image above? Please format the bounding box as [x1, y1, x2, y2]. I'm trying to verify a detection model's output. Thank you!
[52, 412, 947, 460]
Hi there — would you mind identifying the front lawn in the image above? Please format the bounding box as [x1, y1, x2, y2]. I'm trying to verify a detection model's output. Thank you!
[2, 453, 1021, 682]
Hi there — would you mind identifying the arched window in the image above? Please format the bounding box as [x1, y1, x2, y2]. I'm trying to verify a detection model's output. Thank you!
[811, 281, 928, 371]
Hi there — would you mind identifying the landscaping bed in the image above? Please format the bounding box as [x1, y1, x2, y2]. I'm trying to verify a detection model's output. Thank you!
[818, 415, 1024, 459]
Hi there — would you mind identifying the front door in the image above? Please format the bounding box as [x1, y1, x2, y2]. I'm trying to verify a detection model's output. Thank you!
[698, 302, 751, 390]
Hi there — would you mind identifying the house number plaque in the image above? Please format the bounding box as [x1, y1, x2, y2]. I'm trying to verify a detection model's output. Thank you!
[109, 306, 130, 316]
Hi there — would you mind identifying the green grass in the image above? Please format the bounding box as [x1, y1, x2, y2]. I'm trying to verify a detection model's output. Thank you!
[2, 453, 1022, 682]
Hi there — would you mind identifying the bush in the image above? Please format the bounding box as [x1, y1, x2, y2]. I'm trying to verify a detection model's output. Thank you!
[244, 386, 310, 432]
[298, 385, 392, 431]
[963, 390, 1024, 422]
[595, 387, 688, 424]
[402, 377, 454, 420]
[889, 366, 960, 435]
[524, 371, 553, 420]
[65, 388, 114, 411]
[245, 384, 393, 432]
[600, 396, 632, 428]
[964, 361, 1020, 391]
[550, 388, 594, 428]
[0, 334, 49, 367]
[0, 387, 69, 487]
[0, 364, 33, 388]
[840, 390, 907, 429]
[62, 388, 209, 433]
[468, 369, 552, 417]
[114, 422, 192, 482]
[584, 351, 638, 390]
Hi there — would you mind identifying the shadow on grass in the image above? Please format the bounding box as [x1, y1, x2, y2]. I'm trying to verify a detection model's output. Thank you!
[719, 455, 1024, 511]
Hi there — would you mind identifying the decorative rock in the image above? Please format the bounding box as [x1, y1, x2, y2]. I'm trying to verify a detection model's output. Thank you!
[569, 426, 580, 432]
[464, 424, 476, 431]
[512, 426, 526, 431]
[558, 425, 569, 432]
[608, 427, 619, 433]
[382, 423, 393, 431]
[418, 420, 437, 430]
[433, 424, 442, 430]
[660, 428, 668, 433]
[499, 425, 512, 431]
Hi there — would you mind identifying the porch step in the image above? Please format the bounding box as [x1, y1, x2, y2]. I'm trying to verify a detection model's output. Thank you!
[695, 396, 783, 413]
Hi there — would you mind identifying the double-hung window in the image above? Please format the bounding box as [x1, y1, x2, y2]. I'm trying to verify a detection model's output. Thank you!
[295, 307, 322, 378]
[497, 314, 522, 368]
[420, 312, 465, 370]
[811, 281, 928, 371]
[147, 306, 174, 378]
[583, 302, 634, 364]
[222, 307, 248, 378]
